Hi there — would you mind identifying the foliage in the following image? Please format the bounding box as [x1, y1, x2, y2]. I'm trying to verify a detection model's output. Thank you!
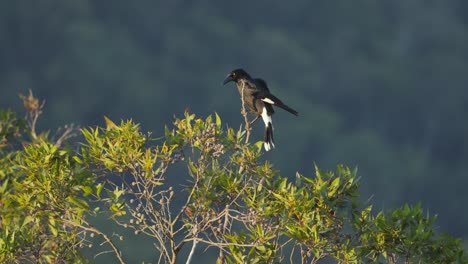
[0, 95, 89, 263]
[0, 94, 466, 263]
[2, 0, 468, 245]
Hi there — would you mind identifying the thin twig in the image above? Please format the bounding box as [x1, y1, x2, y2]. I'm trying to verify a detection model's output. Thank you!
[183, 238, 257, 248]
[29, 101, 44, 141]
[63, 219, 125, 264]
[217, 204, 231, 263]
[240, 81, 251, 143]
[55, 124, 78, 148]
[172, 172, 199, 226]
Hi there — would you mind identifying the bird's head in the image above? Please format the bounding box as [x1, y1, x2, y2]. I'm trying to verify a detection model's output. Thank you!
[223, 68, 250, 85]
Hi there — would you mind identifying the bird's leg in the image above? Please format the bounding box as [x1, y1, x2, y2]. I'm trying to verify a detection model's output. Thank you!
[250, 115, 260, 125]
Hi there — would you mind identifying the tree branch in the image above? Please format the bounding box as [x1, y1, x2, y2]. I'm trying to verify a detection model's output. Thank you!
[63, 219, 125, 264]
[55, 124, 78, 148]
[185, 231, 198, 264]
[240, 81, 251, 143]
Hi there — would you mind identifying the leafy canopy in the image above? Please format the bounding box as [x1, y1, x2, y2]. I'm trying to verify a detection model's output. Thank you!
[0, 94, 466, 263]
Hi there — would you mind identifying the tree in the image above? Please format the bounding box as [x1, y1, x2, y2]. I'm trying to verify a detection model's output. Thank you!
[0, 92, 466, 263]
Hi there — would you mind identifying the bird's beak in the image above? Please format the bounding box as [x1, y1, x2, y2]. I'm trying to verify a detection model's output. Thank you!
[223, 74, 234, 85]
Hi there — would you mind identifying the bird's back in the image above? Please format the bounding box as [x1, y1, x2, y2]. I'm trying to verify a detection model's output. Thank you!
[253, 78, 270, 92]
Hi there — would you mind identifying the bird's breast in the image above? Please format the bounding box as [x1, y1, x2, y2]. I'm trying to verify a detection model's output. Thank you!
[236, 81, 261, 114]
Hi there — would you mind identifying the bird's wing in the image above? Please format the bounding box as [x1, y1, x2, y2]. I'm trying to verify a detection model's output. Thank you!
[256, 90, 299, 116]
[253, 78, 270, 92]
[243, 79, 259, 91]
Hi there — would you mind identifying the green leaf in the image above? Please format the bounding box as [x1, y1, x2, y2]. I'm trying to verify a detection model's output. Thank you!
[67, 196, 90, 211]
[21, 216, 34, 228]
[48, 217, 58, 236]
[82, 186, 93, 197]
[205, 115, 212, 125]
[215, 112, 222, 129]
[95, 183, 104, 198]
[104, 115, 119, 130]
[113, 186, 124, 201]
[72, 156, 83, 164]
[0, 178, 8, 193]
[254, 141, 263, 151]
[328, 177, 340, 197]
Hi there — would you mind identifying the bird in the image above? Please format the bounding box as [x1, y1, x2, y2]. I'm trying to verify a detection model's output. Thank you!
[223, 68, 298, 151]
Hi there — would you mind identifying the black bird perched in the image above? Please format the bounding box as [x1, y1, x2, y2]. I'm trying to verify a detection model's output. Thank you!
[223, 68, 298, 151]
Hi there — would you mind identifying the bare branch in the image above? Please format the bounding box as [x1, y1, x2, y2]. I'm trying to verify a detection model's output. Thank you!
[55, 124, 79, 148]
[63, 219, 125, 264]
[20, 89, 45, 141]
[185, 227, 198, 264]
[240, 81, 251, 143]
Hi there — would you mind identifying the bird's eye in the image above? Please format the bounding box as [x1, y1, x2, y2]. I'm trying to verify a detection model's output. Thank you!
[231, 73, 236, 77]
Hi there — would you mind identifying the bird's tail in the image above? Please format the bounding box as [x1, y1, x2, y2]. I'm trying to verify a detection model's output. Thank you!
[264, 122, 275, 151]
[260, 106, 275, 151]
[276, 101, 299, 116]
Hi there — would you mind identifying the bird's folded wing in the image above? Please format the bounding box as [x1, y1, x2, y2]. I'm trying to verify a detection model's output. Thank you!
[256, 91, 299, 116]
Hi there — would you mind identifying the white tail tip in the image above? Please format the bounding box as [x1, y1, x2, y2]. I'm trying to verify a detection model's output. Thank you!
[264, 141, 275, 151]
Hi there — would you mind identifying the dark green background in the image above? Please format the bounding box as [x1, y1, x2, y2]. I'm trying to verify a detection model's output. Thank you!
[1, 1, 467, 262]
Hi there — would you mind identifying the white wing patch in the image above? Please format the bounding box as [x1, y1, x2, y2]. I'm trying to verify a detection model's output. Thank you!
[261, 98, 275, 104]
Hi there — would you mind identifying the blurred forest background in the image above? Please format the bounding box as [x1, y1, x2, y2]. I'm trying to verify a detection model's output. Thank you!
[1, 0, 467, 262]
